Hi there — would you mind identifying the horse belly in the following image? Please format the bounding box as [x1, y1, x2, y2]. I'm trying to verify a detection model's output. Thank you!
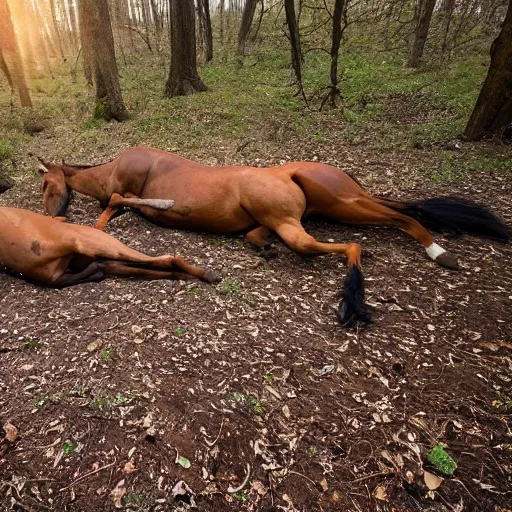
[0, 213, 68, 280]
[138, 194, 255, 233]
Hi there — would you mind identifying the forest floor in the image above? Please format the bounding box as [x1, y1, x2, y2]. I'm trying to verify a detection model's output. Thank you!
[1, 47, 512, 512]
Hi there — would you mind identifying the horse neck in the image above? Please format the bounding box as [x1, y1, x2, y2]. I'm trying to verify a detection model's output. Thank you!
[64, 164, 113, 202]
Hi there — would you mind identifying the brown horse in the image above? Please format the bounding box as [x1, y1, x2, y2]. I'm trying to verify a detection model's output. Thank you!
[0, 206, 219, 288]
[38, 147, 510, 327]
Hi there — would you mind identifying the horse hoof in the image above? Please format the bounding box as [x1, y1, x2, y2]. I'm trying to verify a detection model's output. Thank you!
[435, 251, 460, 270]
[203, 270, 221, 284]
[260, 244, 278, 259]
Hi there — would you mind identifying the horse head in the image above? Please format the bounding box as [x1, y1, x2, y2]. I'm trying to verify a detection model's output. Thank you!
[37, 159, 72, 217]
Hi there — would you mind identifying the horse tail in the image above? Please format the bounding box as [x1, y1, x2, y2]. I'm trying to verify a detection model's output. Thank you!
[374, 195, 511, 243]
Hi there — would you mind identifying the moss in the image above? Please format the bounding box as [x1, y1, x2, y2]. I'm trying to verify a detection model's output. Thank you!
[427, 445, 457, 475]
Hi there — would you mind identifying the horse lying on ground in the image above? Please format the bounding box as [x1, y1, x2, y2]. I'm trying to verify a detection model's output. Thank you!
[38, 147, 511, 326]
[0, 207, 219, 287]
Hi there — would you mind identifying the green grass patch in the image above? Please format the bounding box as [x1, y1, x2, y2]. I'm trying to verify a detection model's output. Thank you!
[0, 139, 13, 161]
[427, 445, 457, 475]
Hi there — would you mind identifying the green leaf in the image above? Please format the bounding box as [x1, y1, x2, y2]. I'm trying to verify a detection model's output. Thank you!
[427, 445, 457, 475]
[176, 456, 191, 469]
[175, 328, 184, 335]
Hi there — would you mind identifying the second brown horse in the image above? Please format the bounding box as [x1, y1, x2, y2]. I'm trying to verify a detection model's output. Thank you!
[38, 147, 510, 327]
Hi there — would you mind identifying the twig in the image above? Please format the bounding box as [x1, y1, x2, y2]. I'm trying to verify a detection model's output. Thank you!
[288, 470, 318, 488]
[58, 461, 116, 492]
[228, 463, 251, 493]
[340, 471, 390, 484]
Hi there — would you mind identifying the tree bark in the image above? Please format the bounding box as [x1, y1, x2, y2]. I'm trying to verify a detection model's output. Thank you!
[77, 0, 93, 85]
[284, 0, 306, 104]
[0, 0, 32, 107]
[325, 0, 347, 108]
[164, 0, 207, 97]
[464, 1, 512, 140]
[237, 0, 257, 55]
[77, 0, 128, 120]
[198, 0, 213, 62]
[408, 0, 436, 68]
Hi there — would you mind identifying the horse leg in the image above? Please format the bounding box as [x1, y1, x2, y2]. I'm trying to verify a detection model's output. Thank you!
[51, 262, 106, 288]
[95, 193, 175, 230]
[326, 198, 460, 269]
[270, 218, 370, 327]
[245, 226, 278, 258]
[73, 228, 219, 283]
[98, 261, 198, 281]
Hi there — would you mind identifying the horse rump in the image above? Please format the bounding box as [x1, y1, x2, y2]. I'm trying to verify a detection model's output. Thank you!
[337, 265, 372, 328]
[401, 197, 510, 243]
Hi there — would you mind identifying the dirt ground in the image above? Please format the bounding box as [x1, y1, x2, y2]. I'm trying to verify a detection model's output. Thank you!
[1, 131, 511, 511]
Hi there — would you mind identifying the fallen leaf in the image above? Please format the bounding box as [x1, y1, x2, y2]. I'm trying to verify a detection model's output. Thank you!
[124, 459, 136, 474]
[282, 405, 290, 419]
[176, 455, 191, 469]
[319, 478, 328, 492]
[110, 479, 126, 509]
[252, 480, 267, 496]
[424, 471, 443, 490]
[3, 422, 19, 443]
[312, 365, 335, 377]
[373, 485, 388, 501]
[87, 339, 102, 352]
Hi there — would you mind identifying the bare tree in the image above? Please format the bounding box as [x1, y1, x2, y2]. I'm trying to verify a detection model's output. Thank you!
[408, 0, 436, 67]
[77, 0, 128, 120]
[284, 0, 307, 104]
[324, 0, 348, 108]
[237, 0, 257, 55]
[164, 0, 207, 97]
[464, 0, 512, 140]
[198, 0, 213, 61]
[0, 0, 32, 107]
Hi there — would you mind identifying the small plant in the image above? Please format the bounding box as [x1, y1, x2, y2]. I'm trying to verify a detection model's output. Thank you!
[186, 287, 204, 297]
[63, 440, 74, 456]
[92, 393, 131, 411]
[427, 445, 457, 476]
[175, 327, 184, 335]
[492, 390, 512, 412]
[307, 446, 317, 457]
[69, 386, 89, 397]
[228, 392, 262, 414]
[0, 139, 13, 161]
[232, 492, 248, 501]
[35, 395, 52, 408]
[100, 348, 113, 362]
[81, 118, 106, 131]
[264, 373, 273, 382]
[219, 278, 241, 296]
[432, 152, 459, 184]
[24, 339, 43, 349]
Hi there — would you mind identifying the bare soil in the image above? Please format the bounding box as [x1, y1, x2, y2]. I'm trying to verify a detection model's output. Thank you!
[1, 129, 511, 511]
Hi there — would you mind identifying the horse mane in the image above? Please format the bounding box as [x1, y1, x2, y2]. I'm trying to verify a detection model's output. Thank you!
[62, 157, 116, 170]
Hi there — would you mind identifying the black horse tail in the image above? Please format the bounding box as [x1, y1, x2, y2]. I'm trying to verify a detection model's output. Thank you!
[374, 196, 511, 243]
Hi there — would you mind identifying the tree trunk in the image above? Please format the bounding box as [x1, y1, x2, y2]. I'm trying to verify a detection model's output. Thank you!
[440, 0, 456, 57]
[464, 1, 512, 140]
[0, 0, 32, 107]
[77, 0, 128, 120]
[408, 0, 436, 68]
[77, 0, 93, 85]
[48, 0, 67, 61]
[164, 0, 207, 97]
[198, 0, 213, 61]
[325, 0, 347, 108]
[284, 0, 306, 103]
[219, 0, 225, 44]
[237, 0, 257, 55]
